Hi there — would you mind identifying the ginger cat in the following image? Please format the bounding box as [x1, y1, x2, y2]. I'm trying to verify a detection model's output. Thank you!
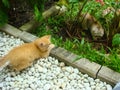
[0, 35, 54, 71]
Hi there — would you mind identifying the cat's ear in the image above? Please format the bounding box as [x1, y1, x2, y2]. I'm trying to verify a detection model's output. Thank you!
[44, 35, 51, 39]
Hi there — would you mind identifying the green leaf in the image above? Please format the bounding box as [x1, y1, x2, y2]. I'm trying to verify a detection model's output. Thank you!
[0, 10, 8, 26]
[34, 5, 43, 21]
[112, 34, 120, 47]
[2, 0, 10, 8]
[80, 38, 85, 46]
[68, 0, 79, 3]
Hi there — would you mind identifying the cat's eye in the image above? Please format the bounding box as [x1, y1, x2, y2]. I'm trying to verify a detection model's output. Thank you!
[40, 43, 44, 46]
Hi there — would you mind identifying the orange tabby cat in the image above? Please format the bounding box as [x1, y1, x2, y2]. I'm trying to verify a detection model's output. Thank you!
[0, 35, 54, 71]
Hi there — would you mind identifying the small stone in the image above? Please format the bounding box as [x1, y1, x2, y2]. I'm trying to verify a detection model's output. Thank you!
[61, 83, 66, 89]
[30, 84, 36, 89]
[106, 84, 112, 90]
[101, 86, 106, 90]
[83, 79, 89, 83]
[65, 67, 73, 73]
[9, 82, 14, 86]
[59, 62, 65, 67]
[30, 67, 35, 72]
[91, 86, 96, 90]
[5, 77, 11, 82]
[35, 73, 39, 77]
[99, 82, 104, 88]
[85, 86, 91, 90]
[0, 83, 4, 87]
[95, 79, 100, 83]
[54, 60, 59, 65]
[83, 74, 89, 78]
[41, 74, 46, 79]
[84, 83, 90, 87]
[25, 88, 32, 90]
[43, 83, 51, 90]
[88, 77, 94, 82]
[95, 86, 101, 90]
[28, 71, 32, 76]
[43, 68, 47, 73]
[70, 80, 76, 86]
[11, 72, 16, 77]
[73, 68, 79, 74]
[90, 81, 95, 86]
[37, 66, 43, 72]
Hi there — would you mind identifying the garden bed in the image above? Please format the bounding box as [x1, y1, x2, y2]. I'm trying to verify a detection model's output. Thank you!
[0, 0, 120, 89]
[0, 23, 120, 87]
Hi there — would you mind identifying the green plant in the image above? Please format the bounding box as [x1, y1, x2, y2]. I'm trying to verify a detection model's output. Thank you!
[104, 50, 120, 72]
[0, 0, 46, 26]
[112, 34, 120, 47]
[28, 0, 46, 21]
[0, 0, 9, 26]
[33, 0, 120, 73]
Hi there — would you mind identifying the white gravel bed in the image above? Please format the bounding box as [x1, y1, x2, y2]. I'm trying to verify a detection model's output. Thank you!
[0, 32, 113, 90]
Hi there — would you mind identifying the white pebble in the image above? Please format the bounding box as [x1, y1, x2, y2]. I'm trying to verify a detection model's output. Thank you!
[0, 32, 113, 90]
[106, 84, 112, 90]
[59, 62, 65, 67]
[43, 83, 51, 90]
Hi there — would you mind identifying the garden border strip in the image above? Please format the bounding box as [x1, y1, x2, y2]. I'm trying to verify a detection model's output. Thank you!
[0, 24, 120, 86]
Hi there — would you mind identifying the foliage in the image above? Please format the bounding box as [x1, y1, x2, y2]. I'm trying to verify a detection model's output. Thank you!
[112, 34, 120, 47]
[28, 0, 46, 21]
[0, 0, 9, 26]
[0, 0, 46, 26]
[33, 0, 120, 73]
[104, 49, 120, 72]
[0, 10, 8, 26]
[2, 0, 10, 8]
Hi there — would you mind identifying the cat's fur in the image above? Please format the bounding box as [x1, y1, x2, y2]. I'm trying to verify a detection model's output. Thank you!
[0, 35, 54, 71]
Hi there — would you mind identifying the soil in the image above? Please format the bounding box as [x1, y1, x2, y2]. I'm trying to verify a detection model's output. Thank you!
[8, 0, 56, 27]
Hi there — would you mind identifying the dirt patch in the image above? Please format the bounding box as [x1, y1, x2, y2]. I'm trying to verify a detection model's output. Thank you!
[7, 0, 56, 27]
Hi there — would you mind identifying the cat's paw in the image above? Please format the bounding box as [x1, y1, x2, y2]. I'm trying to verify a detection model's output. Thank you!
[49, 44, 55, 50]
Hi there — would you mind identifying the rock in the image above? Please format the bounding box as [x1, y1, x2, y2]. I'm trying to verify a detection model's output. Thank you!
[90, 81, 96, 86]
[101, 86, 106, 90]
[37, 66, 43, 72]
[106, 84, 112, 90]
[59, 62, 65, 67]
[25, 88, 32, 90]
[83, 74, 89, 78]
[85, 86, 92, 90]
[0, 83, 4, 87]
[73, 68, 79, 74]
[65, 66, 73, 73]
[30, 84, 36, 89]
[95, 79, 100, 83]
[54, 60, 59, 65]
[88, 77, 94, 82]
[0, 31, 113, 90]
[83, 79, 89, 83]
[43, 68, 47, 73]
[10, 72, 16, 77]
[43, 83, 51, 90]
[30, 67, 35, 72]
[84, 83, 90, 87]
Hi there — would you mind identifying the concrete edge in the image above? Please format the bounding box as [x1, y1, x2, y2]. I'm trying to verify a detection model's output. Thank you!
[0, 24, 120, 86]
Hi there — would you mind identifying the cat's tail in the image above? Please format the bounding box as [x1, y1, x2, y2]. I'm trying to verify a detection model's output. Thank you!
[0, 57, 10, 71]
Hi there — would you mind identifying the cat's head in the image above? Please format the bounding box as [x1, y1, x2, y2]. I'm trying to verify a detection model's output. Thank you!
[34, 35, 54, 52]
